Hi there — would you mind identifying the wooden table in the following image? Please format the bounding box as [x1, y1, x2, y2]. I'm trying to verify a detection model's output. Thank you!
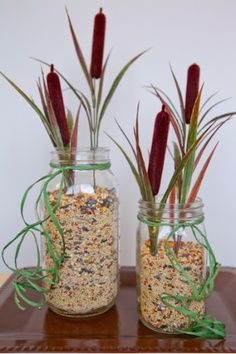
[0, 267, 236, 352]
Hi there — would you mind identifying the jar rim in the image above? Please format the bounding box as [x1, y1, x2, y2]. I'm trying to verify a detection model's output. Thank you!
[138, 197, 204, 222]
[50, 147, 110, 167]
[51, 147, 110, 154]
[138, 197, 204, 210]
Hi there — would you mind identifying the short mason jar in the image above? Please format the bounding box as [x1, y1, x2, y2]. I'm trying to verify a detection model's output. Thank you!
[136, 198, 207, 333]
[41, 147, 119, 317]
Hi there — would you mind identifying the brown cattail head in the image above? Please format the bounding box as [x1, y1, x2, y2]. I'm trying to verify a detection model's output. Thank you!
[47, 65, 70, 145]
[185, 63, 200, 124]
[148, 105, 170, 196]
[90, 8, 106, 79]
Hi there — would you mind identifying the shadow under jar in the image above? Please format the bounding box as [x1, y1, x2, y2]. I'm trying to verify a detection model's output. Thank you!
[136, 198, 207, 333]
[41, 147, 119, 317]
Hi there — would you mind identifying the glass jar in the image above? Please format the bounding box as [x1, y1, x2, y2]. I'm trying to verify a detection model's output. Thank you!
[136, 198, 207, 333]
[41, 147, 119, 317]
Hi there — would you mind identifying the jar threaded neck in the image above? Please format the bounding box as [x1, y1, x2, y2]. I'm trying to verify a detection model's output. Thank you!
[50, 147, 110, 168]
[138, 198, 204, 223]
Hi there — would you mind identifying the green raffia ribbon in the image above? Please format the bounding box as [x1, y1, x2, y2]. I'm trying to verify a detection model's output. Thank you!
[1, 162, 111, 310]
[137, 214, 226, 339]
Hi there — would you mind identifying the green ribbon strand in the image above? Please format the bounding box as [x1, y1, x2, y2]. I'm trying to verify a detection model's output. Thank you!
[49, 162, 111, 170]
[137, 214, 226, 339]
[1, 162, 111, 310]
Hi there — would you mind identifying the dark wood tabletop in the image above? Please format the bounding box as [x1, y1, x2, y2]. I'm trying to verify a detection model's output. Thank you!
[0, 266, 236, 352]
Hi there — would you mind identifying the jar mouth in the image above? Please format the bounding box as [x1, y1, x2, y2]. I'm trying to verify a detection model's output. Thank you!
[139, 197, 203, 209]
[138, 197, 204, 222]
[50, 147, 110, 167]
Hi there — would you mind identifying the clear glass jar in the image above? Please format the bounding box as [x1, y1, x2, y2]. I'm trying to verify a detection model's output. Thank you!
[41, 147, 119, 317]
[137, 198, 207, 333]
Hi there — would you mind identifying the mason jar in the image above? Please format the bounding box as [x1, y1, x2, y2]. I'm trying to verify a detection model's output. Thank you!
[41, 147, 119, 317]
[136, 198, 207, 333]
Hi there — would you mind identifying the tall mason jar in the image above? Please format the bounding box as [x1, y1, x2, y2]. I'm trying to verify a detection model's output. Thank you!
[137, 198, 207, 333]
[41, 147, 119, 317]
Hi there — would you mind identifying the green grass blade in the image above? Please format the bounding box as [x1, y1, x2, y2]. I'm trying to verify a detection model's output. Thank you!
[77, 90, 92, 121]
[32, 58, 93, 129]
[105, 132, 145, 198]
[65, 9, 94, 97]
[113, 109, 149, 199]
[170, 64, 185, 121]
[37, 79, 49, 122]
[37, 81, 56, 146]
[114, 119, 137, 159]
[0, 71, 58, 147]
[0, 71, 48, 127]
[169, 65, 187, 149]
[70, 105, 80, 152]
[149, 85, 181, 120]
[194, 117, 230, 170]
[199, 91, 218, 114]
[134, 118, 153, 201]
[187, 143, 218, 203]
[160, 118, 211, 206]
[173, 142, 183, 202]
[96, 51, 111, 116]
[199, 97, 231, 126]
[67, 108, 74, 134]
[181, 85, 203, 202]
[199, 112, 236, 133]
[98, 49, 148, 129]
[151, 84, 184, 154]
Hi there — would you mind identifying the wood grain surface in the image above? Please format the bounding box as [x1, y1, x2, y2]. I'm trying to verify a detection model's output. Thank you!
[0, 274, 10, 287]
[0, 267, 236, 353]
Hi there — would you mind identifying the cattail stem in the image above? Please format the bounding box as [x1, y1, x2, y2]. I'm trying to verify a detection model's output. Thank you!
[90, 8, 106, 79]
[47, 65, 70, 146]
[148, 105, 170, 196]
[185, 63, 200, 124]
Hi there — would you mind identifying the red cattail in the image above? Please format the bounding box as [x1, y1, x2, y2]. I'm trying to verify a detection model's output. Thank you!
[47, 64, 70, 145]
[185, 63, 200, 124]
[90, 8, 106, 79]
[148, 105, 170, 196]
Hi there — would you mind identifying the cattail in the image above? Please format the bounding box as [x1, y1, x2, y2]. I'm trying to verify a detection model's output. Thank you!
[148, 105, 170, 196]
[185, 63, 200, 124]
[47, 64, 70, 145]
[90, 8, 106, 79]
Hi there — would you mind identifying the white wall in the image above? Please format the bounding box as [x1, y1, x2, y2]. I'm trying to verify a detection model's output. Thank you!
[1, 0, 236, 272]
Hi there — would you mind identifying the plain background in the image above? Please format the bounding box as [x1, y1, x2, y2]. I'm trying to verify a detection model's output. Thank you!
[0, 0, 236, 272]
